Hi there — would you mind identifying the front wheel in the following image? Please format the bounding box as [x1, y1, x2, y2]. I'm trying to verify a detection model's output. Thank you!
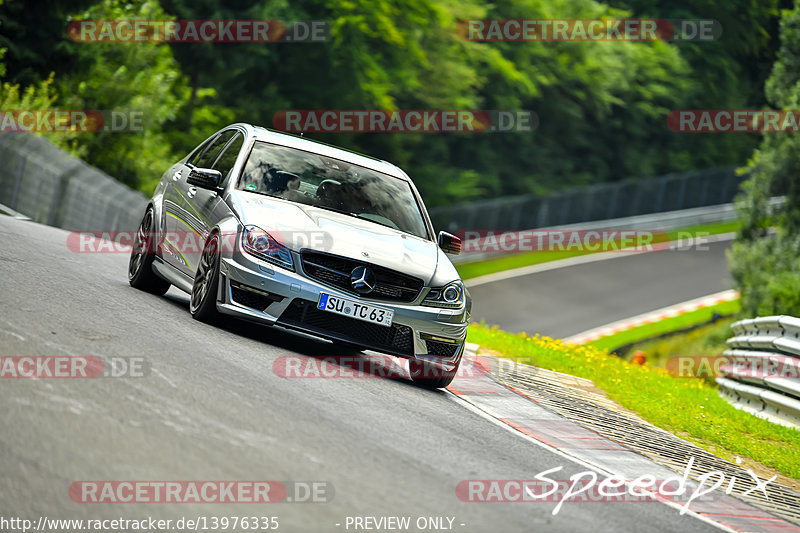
[190, 234, 221, 322]
[409, 359, 459, 389]
[128, 207, 170, 295]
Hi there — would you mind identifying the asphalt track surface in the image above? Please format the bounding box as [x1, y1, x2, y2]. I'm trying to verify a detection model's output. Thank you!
[0, 216, 724, 533]
[469, 241, 734, 338]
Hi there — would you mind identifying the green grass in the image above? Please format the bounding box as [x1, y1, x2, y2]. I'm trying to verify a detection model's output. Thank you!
[457, 221, 739, 280]
[588, 299, 741, 354]
[633, 318, 741, 371]
[467, 322, 800, 480]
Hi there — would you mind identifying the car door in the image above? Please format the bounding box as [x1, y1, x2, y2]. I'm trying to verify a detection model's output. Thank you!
[182, 130, 245, 274]
[162, 136, 211, 272]
[164, 130, 237, 275]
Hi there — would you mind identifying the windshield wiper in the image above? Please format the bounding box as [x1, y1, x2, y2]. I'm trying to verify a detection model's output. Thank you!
[354, 214, 397, 230]
[314, 205, 357, 218]
[314, 205, 400, 231]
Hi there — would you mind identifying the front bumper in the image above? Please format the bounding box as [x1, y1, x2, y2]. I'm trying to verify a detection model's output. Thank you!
[215, 245, 469, 370]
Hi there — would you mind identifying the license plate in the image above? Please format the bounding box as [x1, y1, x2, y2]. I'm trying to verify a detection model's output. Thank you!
[317, 293, 393, 327]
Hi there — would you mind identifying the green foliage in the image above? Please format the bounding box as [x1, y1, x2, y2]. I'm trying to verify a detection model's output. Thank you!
[0, 0, 94, 86]
[730, 234, 800, 316]
[589, 300, 740, 355]
[0, 72, 58, 122]
[0, 0, 787, 206]
[0, 0, 232, 192]
[469, 323, 800, 479]
[0, 59, 82, 149]
[729, 3, 800, 317]
[56, 0, 184, 190]
[0, 1, 64, 145]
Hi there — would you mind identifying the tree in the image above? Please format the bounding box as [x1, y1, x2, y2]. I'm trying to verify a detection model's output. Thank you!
[0, 0, 94, 86]
[728, 2, 800, 316]
[56, 0, 234, 191]
[0, 0, 787, 208]
[0, 0, 75, 149]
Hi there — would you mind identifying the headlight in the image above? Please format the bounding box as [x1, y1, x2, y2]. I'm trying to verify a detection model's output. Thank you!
[422, 281, 465, 309]
[242, 226, 294, 271]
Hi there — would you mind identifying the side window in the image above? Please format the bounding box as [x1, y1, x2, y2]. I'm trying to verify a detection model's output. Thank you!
[193, 130, 236, 168]
[211, 133, 244, 183]
[187, 135, 217, 166]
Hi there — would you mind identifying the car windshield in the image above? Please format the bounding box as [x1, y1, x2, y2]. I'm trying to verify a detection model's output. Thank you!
[236, 141, 430, 239]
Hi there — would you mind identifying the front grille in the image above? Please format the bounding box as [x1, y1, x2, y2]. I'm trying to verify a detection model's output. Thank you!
[278, 299, 414, 355]
[300, 251, 423, 303]
[230, 282, 283, 311]
[425, 340, 460, 358]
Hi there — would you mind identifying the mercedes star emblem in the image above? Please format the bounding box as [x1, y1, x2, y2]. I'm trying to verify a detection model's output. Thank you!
[350, 266, 376, 294]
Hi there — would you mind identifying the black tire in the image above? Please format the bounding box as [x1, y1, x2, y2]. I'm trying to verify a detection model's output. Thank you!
[409, 358, 459, 389]
[190, 233, 221, 322]
[128, 207, 171, 295]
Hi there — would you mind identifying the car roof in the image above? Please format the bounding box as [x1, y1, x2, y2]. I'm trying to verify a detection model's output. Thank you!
[232, 123, 409, 181]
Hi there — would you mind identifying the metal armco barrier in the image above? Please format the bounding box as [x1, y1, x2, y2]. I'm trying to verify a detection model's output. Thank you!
[718, 316, 800, 428]
[430, 166, 744, 233]
[0, 133, 147, 231]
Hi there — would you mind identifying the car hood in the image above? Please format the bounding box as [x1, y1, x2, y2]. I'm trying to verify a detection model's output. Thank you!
[230, 191, 439, 283]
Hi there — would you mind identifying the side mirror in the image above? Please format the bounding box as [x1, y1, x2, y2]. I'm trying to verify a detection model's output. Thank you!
[438, 231, 462, 255]
[187, 167, 223, 191]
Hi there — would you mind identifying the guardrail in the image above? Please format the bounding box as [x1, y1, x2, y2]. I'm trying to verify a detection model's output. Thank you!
[452, 202, 738, 265]
[0, 133, 147, 231]
[718, 316, 800, 428]
[431, 166, 744, 233]
[452, 197, 784, 265]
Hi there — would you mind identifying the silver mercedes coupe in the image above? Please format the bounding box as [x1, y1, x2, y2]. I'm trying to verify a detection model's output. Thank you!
[128, 123, 470, 387]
